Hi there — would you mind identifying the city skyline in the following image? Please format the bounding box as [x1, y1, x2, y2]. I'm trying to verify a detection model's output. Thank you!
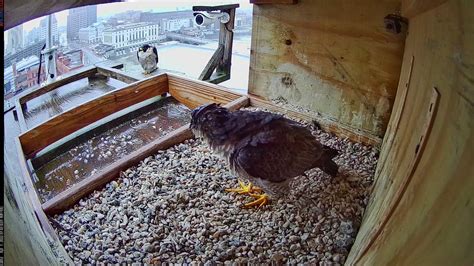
[5, 0, 252, 38]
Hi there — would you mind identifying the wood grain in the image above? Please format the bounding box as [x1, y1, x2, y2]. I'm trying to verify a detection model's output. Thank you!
[42, 95, 249, 215]
[347, 1, 474, 264]
[168, 73, 243, 109]
[19, 74, 169, 159]
[15, 138, 69, 259]
[199, 45, 224, 81]
[402, 0, 448, 17]
[249, 0, 406, 138]
[249, 94, 382, 147]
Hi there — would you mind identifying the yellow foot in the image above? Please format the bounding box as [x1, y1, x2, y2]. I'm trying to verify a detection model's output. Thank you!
[244, 193, 269, 208]
[225, 180, 262, 195]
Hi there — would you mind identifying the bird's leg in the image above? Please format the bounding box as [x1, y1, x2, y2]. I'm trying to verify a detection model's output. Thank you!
[225, 180, 262, 195]
[244, 193, 269, 208]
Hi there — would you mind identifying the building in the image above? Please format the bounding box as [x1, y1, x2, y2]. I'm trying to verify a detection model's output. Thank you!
[6, 24, 23, 55]
[67, 5, 97, 40]
[26, 27, 41, 46]
[78, 26, 99, 43]
[4, 42, 44, 68]
[139, 10, 195, 33]
[4, 56, 46, 93]
[39, 15, 59, 45]
[102, 22, 160, 49]
[56, 49, 84, 75]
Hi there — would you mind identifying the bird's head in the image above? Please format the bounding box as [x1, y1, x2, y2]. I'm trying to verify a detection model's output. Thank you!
[140, 44, 150, 52]
[190, 103, 228, 138]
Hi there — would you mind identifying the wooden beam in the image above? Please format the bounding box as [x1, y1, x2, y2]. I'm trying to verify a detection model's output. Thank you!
[19, 66, 97, 105]
[192, 4, 240, 11]
[168, 73, 243, 109]
[216, 7, 236, 77]
[15, 138, 69, 261]
[402, 0, 447, 18]
[5, 0, 120, 30]
[199, 45, 225, 81]
[42, 95, 249, 215]
[14, 98, 28, 133]
[96, 65, 140, 84]
[249, 95, 382, 147]
[250, 0, 298, 4]
[19, 74, 169, 159]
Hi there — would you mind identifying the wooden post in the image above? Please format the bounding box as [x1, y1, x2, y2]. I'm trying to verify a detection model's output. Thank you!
[194, 4, 239, 84]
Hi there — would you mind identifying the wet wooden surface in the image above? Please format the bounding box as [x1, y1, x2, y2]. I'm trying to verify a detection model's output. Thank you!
[19, 74, 168, 159]
[35, 97, 191, 204]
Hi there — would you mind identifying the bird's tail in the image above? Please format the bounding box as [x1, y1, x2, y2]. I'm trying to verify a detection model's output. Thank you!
[320, 145, 339, 177]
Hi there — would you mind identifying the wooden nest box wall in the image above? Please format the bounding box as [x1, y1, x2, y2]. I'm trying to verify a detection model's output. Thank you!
[250, 0, 473, 264]
[4, 0, 473, 264]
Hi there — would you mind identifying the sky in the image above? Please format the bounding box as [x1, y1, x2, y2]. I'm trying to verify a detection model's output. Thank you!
[7, 0, 253, 36]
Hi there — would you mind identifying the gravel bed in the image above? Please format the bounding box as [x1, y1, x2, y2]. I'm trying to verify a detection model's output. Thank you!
[54, 108, 378, 265]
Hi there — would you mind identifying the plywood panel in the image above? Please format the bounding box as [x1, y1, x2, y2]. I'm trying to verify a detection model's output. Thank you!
[168, 74, 243, 109]
[19, 74, 168, 159]
[249, 0, 405, 139]
[347, 0, 474, 264]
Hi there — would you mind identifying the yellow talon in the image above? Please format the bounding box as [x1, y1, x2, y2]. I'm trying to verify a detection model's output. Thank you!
[225, 180, 262, 195]
[244, 193, 269, 208]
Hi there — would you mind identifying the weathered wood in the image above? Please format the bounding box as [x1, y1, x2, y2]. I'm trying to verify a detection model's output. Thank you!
[348, 1, 474, 264]
[168, 73, 243, 109]
[19, 74, 169, 159]
[216, 8, 236, 77]
[19, 66, 97, 105]
[249, 94, 382, 147]
[192, 4, 240, 11]
[42, 96, 249, 215]
[5, 0, 120, 30]
[250, 0, 298, 4]
[96, 65, 140, 84]
[14, 98, 28, 133]
[199, 45, 225, 81]
[249, 0, 406, 138]
[15, 137, 72, 264]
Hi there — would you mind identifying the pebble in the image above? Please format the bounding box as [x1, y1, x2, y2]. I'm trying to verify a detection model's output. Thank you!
[54, 108, 377, 265]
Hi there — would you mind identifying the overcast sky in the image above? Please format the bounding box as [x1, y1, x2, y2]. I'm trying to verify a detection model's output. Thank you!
[7, 0, 253, 35]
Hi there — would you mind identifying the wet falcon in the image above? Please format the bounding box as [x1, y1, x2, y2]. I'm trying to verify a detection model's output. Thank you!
[190, 103, 339, 207]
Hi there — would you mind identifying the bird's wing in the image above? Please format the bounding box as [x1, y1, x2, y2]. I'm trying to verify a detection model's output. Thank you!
[232, 126, 321, 183]
[153, 47, 158, 63]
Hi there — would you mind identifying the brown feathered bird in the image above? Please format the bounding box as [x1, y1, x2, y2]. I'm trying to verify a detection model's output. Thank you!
[190, 103, 339, 207]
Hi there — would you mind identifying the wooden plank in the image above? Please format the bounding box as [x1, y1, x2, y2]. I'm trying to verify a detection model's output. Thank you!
[42, 95, 249, 215]
[96, 65, 140, 84]
[353, 88, 440, 264]
[249, 0, 406, 139]
[15, 137, 72, 264]
[19, 66, 97, 105]
[250, 0, 298, 4]
[216, 8, 236, 77]
[249, 94, 382, 147]
[168, 73, 243, 109]
[14, 98, 28, 133]
[199, 45, 225, 81]
[192, 4, 240, 11]
[5, 0, 120, 30]
[19, 74, 169, 159]
[348, 2, 474, 264]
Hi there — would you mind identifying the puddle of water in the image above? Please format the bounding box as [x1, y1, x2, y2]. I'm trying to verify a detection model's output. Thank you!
[33, 97, 191, 203]
[23, 75, 127, 129]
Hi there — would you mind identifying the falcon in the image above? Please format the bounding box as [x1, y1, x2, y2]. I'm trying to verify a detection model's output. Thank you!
[137, 44, 158, 74]
[190, 103, 339, 208]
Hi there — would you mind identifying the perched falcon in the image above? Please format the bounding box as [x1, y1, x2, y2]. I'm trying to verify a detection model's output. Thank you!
[190, 103, 339, 207]
[137, 44, 158, 74]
